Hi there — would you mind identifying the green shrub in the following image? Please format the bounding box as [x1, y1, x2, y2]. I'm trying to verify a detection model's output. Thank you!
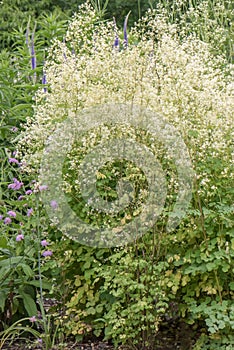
[149, 0, 234, 62]
[0, 0, 70, 49]
[0, 8, 68, 332]
[0, 177, 53, 329]
[4, 1, 234, 348]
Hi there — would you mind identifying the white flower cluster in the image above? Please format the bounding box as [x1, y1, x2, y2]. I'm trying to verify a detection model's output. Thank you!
[17, 2, 233, 211]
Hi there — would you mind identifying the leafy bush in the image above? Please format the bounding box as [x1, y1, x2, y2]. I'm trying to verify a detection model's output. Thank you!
[0, 7, 67, 334]
[0, 0, 152, 50]
[0, 9, 68, 144]
[148, 0, 234, 62]
[14, 2, 234, 349]
[0, 174, 53, 329]
[97, 238, 170, 348]
[0, 0, 72, 49]
[1, 1, 233, 348]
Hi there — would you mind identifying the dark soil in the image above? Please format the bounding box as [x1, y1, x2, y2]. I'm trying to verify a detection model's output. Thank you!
[1, 321, 200, 350]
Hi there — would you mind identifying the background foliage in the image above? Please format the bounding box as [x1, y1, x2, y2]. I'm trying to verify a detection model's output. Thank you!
[1, 0, 233, 62]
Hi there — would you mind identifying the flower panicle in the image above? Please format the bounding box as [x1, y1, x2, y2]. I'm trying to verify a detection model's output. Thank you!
[63, 38, 67, 60]
[42, 69, 47, 93]
[31, 30, 37, 71]
[25, 20, 36, 71]
[113, 17, 119, 49]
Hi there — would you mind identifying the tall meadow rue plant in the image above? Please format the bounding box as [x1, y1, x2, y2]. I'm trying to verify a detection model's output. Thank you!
[147, 0, 233, 64]
[16, 2, 233, 348]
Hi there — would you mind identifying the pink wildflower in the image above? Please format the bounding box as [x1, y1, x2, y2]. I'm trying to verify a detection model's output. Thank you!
[9, 158, 19, 164]
[27, 208, 33, 217]
[7, 210, 16, 218]
[4, 217, 11, 224]
[42, 250, 53, 257]
[16, 234, 24, 241]
[25, 190, 33, 195]
[29, 316, 37, 322]
[50, 200, 58, 209]
[41, 240, 49, 247]
[8, 178, 23, 190]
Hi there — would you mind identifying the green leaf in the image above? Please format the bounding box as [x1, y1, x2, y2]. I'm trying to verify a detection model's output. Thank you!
[86, 306, 96, 315]
[222, 264, 230, 273]
[19, 291, 38, 317]
[0, 290, 8, 312]
[0, 248, 12, 258]
[19, 263, 34, 278]
[0, 256, 24, 268]
[12, 297, 19, 315]
[0, 266, 12, 281]
[26, 280, 52, 290]
[11, 103, 32, 112]
[0, 237, 8, 249]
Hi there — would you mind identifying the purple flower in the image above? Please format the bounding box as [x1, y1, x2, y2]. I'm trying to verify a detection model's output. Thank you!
[16, 234, 24, 241]
[63, 38, 67, 60]
[31, 32, 36, 70]
[42, 73, 46, 85]
[42, 250, 53, 257]
[27, 208, 33, 217]
[9, 158, 19, 164]
[0, 215, 3, 220]
[50, 200, 58, 210]
[25, 190, 33, 195]
[29, 316, 37, 322]
[37, 339, 43, 344]
[113, 17, 119, 49]
[8, 178, 24, 190]
[123, 12, 130, 48]
[42, 71, 47, 93]
[39, 185, 48, 191]
[7, 210, 16, 218]
[41, 239, 49, 247]
[11, 127, 18, 132]
[19, 161, 27, 167]
[4, 217, 12, 224]
[18, 195, 24, 201]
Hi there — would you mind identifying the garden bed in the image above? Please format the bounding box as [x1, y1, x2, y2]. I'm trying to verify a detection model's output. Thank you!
[1, 2, 233, 350]
[2, 321, 200, 350]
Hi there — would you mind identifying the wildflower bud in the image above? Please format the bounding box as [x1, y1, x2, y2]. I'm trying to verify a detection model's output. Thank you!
[7, 211, 16, 218]
[4, 217, 12, 224]
[42, 250, 53, 257]
[16, 234, 24, 241]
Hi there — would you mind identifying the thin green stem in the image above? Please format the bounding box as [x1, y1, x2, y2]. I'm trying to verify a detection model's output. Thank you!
[214, 270, 223, 304]
[138, 0, 141, 20]
[35, 195, 52, 349]
[36, 197, 43, 307]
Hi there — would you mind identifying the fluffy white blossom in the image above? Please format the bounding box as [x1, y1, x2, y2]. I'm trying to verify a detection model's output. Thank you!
[17, 3, 233, 219]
